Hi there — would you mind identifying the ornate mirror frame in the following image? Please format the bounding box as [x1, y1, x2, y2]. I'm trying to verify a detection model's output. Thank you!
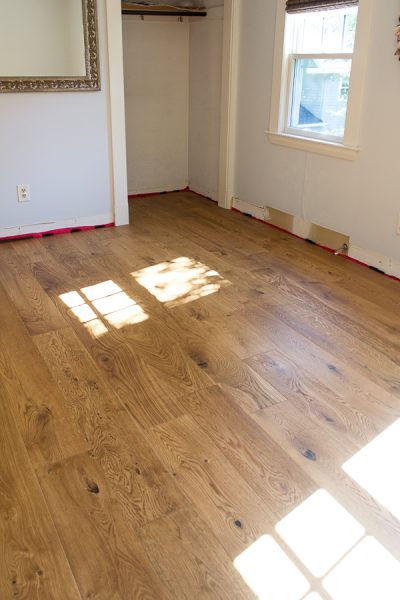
[0, 0, 100, 93]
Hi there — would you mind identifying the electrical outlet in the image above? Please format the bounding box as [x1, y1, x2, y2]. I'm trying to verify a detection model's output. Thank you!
[17, 184, 30, 202]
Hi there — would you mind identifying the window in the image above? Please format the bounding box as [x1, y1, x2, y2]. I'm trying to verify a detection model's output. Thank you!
[269, 0, 373, 159]
[286, 7, 358, 142]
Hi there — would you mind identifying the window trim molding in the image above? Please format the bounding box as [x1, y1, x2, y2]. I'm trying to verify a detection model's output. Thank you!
[266, 131, 360, 159]
[269, 0, 374, 160]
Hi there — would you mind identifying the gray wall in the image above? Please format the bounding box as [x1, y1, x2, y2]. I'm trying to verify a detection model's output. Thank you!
[0, 0, 113, 237]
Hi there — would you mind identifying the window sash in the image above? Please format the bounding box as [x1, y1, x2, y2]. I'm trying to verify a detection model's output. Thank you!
[284, 53, 353, 143]
[290, 8, 358, 54]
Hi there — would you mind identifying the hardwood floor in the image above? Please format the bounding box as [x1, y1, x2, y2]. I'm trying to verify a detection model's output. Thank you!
[1, 191, 400, 599]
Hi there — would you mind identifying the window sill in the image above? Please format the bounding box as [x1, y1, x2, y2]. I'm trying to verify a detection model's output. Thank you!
[266, 131, 360, 161]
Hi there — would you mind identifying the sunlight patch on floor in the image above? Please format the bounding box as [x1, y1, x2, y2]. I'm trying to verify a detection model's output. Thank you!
[131, 257, 230, 308]
[343, 418, 400, 521]
[234, 535, 310, 600]
[71, 303, 97, 324]
[81, 280, 122, 301]
[323, 536, 400, 600]
[275, 490, 364, 577]
[235, 488, 400, 599]
[60, 280, 148, 337]
[84, 318, 108, 338]
[59, 290, 86, 309]
[91, 291, 136, 316]
[104, 304, 147, 328]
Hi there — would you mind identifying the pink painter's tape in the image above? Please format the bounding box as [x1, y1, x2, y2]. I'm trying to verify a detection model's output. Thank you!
[0, 222, 114, 243]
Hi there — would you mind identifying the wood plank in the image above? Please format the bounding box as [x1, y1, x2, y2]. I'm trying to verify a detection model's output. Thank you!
[10, 236, 53, 264]
[168, 310, 284, 412]
[0, 395, 81, 599]
[0, 283, 86, 469]
[252, 402, 400, 562]
[138, 508, 254, 600]
[149, 414, 277, 559]
[246, 349, 382, 446]
[237, 304, 400, 426]
[170, 297, 274, 361]
[177, 385, 316, 519]
[254, 265, 400, 365]
[37, 452, 168, 600]
[0, 245, 66, 335]
[251, 243, 400, 332]
[34, 328, 184, 527]
[245, 281, 400, 396]
[132, 199, 263, 257]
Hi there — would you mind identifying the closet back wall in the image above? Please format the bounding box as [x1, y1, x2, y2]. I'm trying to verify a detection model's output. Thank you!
[122, 15, 189, 196]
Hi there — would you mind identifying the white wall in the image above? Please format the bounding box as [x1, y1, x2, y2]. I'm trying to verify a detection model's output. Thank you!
[123, 16, 189, 195]
[0, 0, 113, 237]
[189, 7, 224, 200]
[234, 0, 400, 264]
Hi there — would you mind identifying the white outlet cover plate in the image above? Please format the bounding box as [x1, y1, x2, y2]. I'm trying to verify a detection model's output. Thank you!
[17, 184, 30, 202]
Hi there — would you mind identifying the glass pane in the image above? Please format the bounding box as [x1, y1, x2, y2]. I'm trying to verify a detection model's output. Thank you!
[293, 8, 358, 54]
[289, 58, 352, 139]
[342, 12, 358, 52]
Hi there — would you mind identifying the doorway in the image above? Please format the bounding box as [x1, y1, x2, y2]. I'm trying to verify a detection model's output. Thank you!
[106, 0, 238, 225]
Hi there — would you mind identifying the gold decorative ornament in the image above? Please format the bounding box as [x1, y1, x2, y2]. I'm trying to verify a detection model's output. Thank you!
[396, 18, 400, 59]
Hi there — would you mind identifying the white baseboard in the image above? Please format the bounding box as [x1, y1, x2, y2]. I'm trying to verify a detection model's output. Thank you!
[0, 213, 113, 239]
[128, 182, 188, 196]
[348, 244, 400, 280]
[232, 197, 270, 221]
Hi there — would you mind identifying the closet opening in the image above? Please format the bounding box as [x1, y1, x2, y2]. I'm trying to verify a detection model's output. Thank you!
[121, 1, 226, 206]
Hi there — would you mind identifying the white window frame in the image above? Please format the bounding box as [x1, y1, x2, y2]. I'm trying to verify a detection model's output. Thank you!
[268, 0, 374, 160]
[285, 52, 354, 143]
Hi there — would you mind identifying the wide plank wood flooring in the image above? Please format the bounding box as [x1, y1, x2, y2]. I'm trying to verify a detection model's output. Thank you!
[1, 191, 400, 599]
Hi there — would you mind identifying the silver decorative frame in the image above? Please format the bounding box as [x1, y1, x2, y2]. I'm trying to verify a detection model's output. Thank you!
[0, 0, 100, 93]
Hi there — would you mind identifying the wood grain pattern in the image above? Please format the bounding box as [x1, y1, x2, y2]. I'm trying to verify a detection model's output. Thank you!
[253, 402, 400, 561]
[0, 283, 86, 469]
[246, 349, 381, 446]
[255, 265, 400, 366]
[238, 304, 400, 425]
[34, 327, 184, 528]
[1, 190, 400, 599]
[167, 309, 284, 412]
[138, 507, 254, 600]
[0, 245, 66, 335]
[0, 394, 81, 599]
[37, 452, 167, 600]
[149, 414, 276, 559]
[177, 385, 316, 519]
